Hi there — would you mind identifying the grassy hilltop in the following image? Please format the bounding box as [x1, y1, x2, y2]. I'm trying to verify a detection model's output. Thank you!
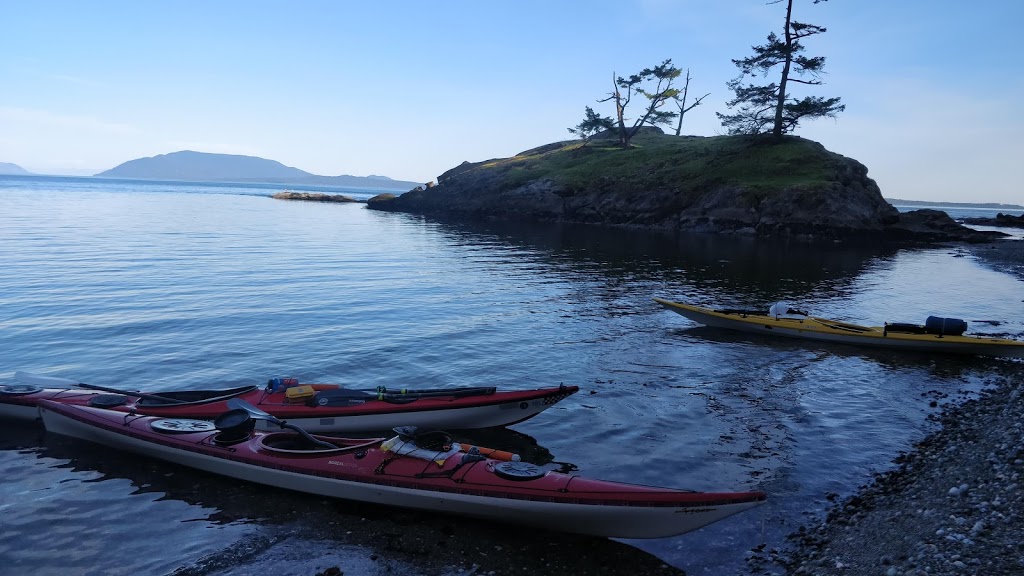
[478, 131, 836, 196]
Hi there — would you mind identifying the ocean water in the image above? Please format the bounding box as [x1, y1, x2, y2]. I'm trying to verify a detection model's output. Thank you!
[2, 175, 1023, 575]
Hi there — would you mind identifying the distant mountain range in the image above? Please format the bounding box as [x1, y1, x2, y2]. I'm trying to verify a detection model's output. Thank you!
[0, 162, 32, 175]
[94, 151, 422, 190]
[886, 198, 1024, 210]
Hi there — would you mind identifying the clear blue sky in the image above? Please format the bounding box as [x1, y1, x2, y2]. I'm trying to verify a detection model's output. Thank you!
[2, 1, 1021, 203]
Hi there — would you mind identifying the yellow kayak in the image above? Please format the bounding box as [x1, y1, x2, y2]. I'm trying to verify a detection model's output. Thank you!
[653, 298, 1024, 358]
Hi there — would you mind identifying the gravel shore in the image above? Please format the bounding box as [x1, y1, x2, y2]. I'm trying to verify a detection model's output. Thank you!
[751, 239, 1024, 576]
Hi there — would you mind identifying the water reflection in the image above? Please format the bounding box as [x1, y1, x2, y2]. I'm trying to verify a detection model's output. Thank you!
[673, 325, 1006, 378]
[0, 424, 681, 576]
[376, 213, 899, 303]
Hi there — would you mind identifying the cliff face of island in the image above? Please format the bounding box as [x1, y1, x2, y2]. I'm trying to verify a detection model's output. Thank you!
[368, 132, 998, 242]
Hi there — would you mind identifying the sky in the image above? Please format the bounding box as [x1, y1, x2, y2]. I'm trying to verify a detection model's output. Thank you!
[1, 1, 1022, 203]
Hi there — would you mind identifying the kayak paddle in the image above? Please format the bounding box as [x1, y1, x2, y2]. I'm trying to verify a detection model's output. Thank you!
[224, 398, 336, 449]
[15, 371, 182, 404]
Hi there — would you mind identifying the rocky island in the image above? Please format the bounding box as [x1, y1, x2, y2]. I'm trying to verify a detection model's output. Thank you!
[368, 131, 1002, 243]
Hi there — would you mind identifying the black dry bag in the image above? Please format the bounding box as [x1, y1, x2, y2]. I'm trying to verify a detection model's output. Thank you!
[924, 316, 967, 336]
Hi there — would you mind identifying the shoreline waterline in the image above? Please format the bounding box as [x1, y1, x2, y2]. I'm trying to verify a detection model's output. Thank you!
[758, 240, 1024, 575]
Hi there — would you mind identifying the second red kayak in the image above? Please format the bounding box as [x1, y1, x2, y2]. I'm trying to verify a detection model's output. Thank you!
[2, 372, 579, 432]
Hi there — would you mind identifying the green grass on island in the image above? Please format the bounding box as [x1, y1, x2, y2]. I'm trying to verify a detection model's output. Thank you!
[480, 132, 839, 196]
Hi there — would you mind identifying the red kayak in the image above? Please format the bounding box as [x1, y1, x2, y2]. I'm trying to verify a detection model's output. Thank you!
[37, 400, 767, 539]
[2, 372, 578, 432]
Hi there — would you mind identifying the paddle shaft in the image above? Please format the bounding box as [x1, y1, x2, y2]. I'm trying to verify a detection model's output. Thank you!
[311, 386, 498, 405]
[75, 382, 182, 404]
[374, 386, 495, 396]
[330, 386, 496, 400]
[378, 386, 496, 401]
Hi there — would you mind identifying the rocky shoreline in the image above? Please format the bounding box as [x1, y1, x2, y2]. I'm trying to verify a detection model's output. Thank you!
[753, 239, 1024, 576]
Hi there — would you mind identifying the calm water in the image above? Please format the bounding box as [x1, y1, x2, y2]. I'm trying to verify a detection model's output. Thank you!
[2, 176, 1023, 575]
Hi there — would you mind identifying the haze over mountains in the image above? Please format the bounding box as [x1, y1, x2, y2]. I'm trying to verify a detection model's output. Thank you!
[95, 151, 423, 190]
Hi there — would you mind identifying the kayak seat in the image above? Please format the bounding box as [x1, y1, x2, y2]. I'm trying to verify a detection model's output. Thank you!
[212, 431, 251, 445]
[88, 394, 129, 408]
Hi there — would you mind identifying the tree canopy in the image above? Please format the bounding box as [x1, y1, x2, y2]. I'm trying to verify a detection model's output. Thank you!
[599, 59, 682, 147]
[568, 106, 615, 142]
[717, 0, 845, 138]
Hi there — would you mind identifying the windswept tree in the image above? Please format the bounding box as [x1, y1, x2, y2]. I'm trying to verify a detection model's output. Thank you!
[717, 0, 845, 138]
[568, 106, 615, 143]
[672, 69, 710, 136]
[600, 59, 682, 147]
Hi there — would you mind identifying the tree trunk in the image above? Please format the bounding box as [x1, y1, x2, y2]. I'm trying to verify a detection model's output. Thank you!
[772, 0, 795, 139]
[612, 73, 629, 147]
[674, 70, 691, 136]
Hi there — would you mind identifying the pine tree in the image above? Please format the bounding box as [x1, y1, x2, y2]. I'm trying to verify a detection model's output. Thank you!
[568, 106, 615, 142]
[600, 59, 682, 147]
[717, 0, 845, 138]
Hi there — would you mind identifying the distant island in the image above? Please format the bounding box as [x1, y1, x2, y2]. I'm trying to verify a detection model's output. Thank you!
[95, 150, 423, 190]
[0, 162, 32, 175]
[886, 198, 1024, 210]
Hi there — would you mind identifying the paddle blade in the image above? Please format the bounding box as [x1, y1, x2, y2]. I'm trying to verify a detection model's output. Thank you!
[15, 371, 80, 387]
[225, 398, 281, 424]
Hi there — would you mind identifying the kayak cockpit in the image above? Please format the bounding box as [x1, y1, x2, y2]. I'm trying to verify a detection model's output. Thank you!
[135, 385, 259, 406]
[256, 432, 383, 454]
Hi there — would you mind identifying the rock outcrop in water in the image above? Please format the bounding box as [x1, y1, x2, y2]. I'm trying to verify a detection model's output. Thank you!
[272, 191, 358, 203]
[367, 132, 996, 242]
[886, 209, 1005, 243]
[961, 212, 1024, 229]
